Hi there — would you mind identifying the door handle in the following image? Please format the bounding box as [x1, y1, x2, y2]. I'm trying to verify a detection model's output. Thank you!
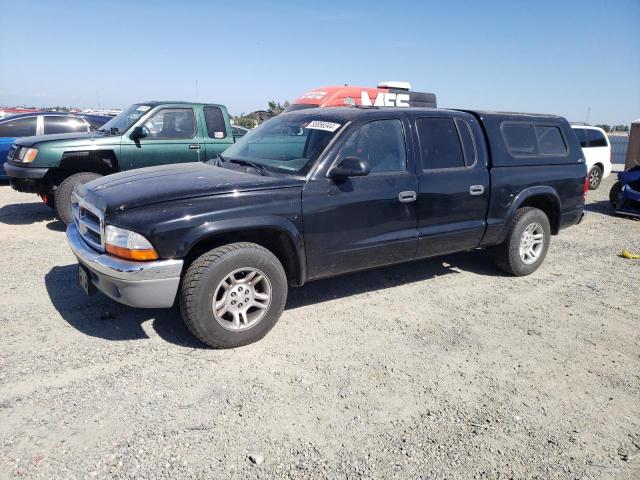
[469, 185, 485, 195]
[189, 144, 201, 150]
[398, 191, 417, 203]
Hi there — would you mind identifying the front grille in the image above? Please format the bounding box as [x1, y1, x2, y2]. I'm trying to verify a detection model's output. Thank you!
[73, 195, 104, 251]
[7, 145, 19, 161]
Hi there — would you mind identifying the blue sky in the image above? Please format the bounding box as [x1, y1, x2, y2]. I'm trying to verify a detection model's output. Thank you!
[1, 0, 638, 124]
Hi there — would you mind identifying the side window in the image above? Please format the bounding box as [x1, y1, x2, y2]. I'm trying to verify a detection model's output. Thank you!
[44, 116, 88, 134]
[454, 118, 477, 166]
[502, 123, 537, 155]
[0, 117, 37, 137]
[338, 119, 406, 174]
[142, 108, 195, 139]
[417, 117, 465, 169]
[203, 106, 227, 139]
[535, 125, 567, 155]
[587, 129, 607, 147]
[574, 128, 588, 148]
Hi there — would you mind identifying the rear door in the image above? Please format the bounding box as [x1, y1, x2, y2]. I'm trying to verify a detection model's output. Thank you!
[302, 116, 419, 279]
[201, 105, 234, 161]
[585, 128, 610, 168]
[120, 106, 201, 169]
[412, 114, 489, 258]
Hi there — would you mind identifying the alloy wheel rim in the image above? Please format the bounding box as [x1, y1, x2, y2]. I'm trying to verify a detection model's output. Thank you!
[212, 268, 271, 331]
[590, 169, 600, 187]
[519, 223, 544, 265]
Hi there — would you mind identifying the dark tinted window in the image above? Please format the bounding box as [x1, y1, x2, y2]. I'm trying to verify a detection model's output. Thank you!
[586, 129, 607, 147]
[573, 128, 588, 147]
[0, 116, 37, 137]
[417, 117, 465, 169]
[142, 108, 195, 139]
[44, 116, 88, 134]
[535, 126, 566, 154]
[339, 119, 406, 173]
[502, 123, 537, 155]
[203, 106, 227, 139]
[455, 118, 477, 166]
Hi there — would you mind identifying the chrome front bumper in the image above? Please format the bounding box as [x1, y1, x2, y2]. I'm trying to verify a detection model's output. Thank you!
[66, 224, 183, 308]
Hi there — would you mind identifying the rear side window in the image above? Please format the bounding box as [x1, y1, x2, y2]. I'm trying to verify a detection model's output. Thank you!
[535, 126, 566, 154]
[586, 129, 607, 147]
[417, 117, 465, 169]
[203, 106, 227, 139]
[44, 116, 88, 134]
[502, 124, 537, 155]
[0, 117, 37, 137]
[573, 128, 588, 147]
[454, 118, 477, 166]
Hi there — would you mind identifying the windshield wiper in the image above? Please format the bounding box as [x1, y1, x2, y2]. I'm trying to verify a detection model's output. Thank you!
[228, 158, 269, 176]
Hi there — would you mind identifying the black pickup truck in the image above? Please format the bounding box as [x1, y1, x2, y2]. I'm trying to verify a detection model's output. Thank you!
[66, 107, 587, 348]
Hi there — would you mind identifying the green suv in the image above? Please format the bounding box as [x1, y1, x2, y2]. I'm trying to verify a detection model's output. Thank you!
[6, 101, 234, 224]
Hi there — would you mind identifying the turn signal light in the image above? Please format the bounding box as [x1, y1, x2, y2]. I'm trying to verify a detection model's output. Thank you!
[105, 244, 159, 261]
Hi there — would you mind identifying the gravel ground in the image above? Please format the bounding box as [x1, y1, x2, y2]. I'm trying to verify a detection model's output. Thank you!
[0, 170, 638, 480]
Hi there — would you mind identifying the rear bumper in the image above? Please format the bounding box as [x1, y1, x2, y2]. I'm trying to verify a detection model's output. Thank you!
[66, 224, 183, 308]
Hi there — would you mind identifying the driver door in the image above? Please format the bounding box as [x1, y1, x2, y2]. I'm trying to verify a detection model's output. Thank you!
[120, 107, 201, 170]
[302, 117, 419, 280]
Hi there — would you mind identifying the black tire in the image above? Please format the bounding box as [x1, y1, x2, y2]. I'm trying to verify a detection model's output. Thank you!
[609, 181, 623, 208]
[491, 207, 551, 276]
[588, 165, 603, 190]
[179, 242, 288, 349]
[54, 172, 102, 225]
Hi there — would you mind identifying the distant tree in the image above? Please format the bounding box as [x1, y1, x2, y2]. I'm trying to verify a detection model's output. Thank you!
[595, 124, 611, 132]
[267, 100, 288, 115]
[233, 114, 256, 129]
[612, 124, 629, 132]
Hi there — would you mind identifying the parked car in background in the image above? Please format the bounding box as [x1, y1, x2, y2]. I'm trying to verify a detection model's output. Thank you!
[571, 124, 612, 190]
[67, 107, 587, 349]
[5, 101, 234, 224]
[231, 125, 249, 139]
[0, 112, 110, 180]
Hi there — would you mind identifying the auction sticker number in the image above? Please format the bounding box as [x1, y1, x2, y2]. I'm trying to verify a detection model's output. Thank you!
[306, 121, 341, 132]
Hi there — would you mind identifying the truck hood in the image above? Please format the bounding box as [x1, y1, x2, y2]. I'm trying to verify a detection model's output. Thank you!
[14, 131, 118, 148]
[79, 162, 305, 213]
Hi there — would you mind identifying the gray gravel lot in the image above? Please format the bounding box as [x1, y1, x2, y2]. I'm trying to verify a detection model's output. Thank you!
[0, 171, 638, 479]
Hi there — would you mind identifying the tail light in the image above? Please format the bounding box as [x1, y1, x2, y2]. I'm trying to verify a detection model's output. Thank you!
[583, 175, 589, 201]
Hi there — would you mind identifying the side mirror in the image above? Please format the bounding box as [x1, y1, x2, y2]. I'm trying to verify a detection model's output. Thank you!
[328, 157, 370, 179]
[130, 126, 148, 140]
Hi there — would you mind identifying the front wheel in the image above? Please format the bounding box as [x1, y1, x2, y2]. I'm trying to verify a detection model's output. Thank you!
[491, 207, 551, 276]
[609, 181, 623, 208]
[179, 242, 288, 348]
[55, 172, 102, 225]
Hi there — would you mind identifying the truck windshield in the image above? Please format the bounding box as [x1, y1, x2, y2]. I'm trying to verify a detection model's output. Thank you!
[220, 115, 342, 175]
[98, 104, 152, 134]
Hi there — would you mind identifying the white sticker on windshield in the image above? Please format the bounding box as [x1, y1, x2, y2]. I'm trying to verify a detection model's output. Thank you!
[136, 105, 151, 112]
[306, 121, 341, 132]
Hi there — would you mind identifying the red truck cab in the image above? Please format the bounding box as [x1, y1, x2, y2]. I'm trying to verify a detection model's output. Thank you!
[284, 81, 437, 112]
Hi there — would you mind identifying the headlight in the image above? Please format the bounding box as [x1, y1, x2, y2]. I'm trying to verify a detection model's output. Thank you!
[20, 148, 38, 163]
[104, 225, 159, 261]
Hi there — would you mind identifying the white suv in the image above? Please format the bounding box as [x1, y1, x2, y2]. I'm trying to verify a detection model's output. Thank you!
[571, 125, 612, 190]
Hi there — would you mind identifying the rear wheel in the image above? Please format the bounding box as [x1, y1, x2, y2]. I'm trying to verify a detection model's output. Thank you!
[588, 165, 603, 190]
[179, 242, 288, 348]
[55, 172, 102, 225]
[491, 207, 551, 276]
[609, 181, 623, 208]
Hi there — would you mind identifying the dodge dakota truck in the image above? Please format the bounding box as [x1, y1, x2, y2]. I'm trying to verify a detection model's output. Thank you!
[5, 101, 234, 224]
[66, 107, 587, 348]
